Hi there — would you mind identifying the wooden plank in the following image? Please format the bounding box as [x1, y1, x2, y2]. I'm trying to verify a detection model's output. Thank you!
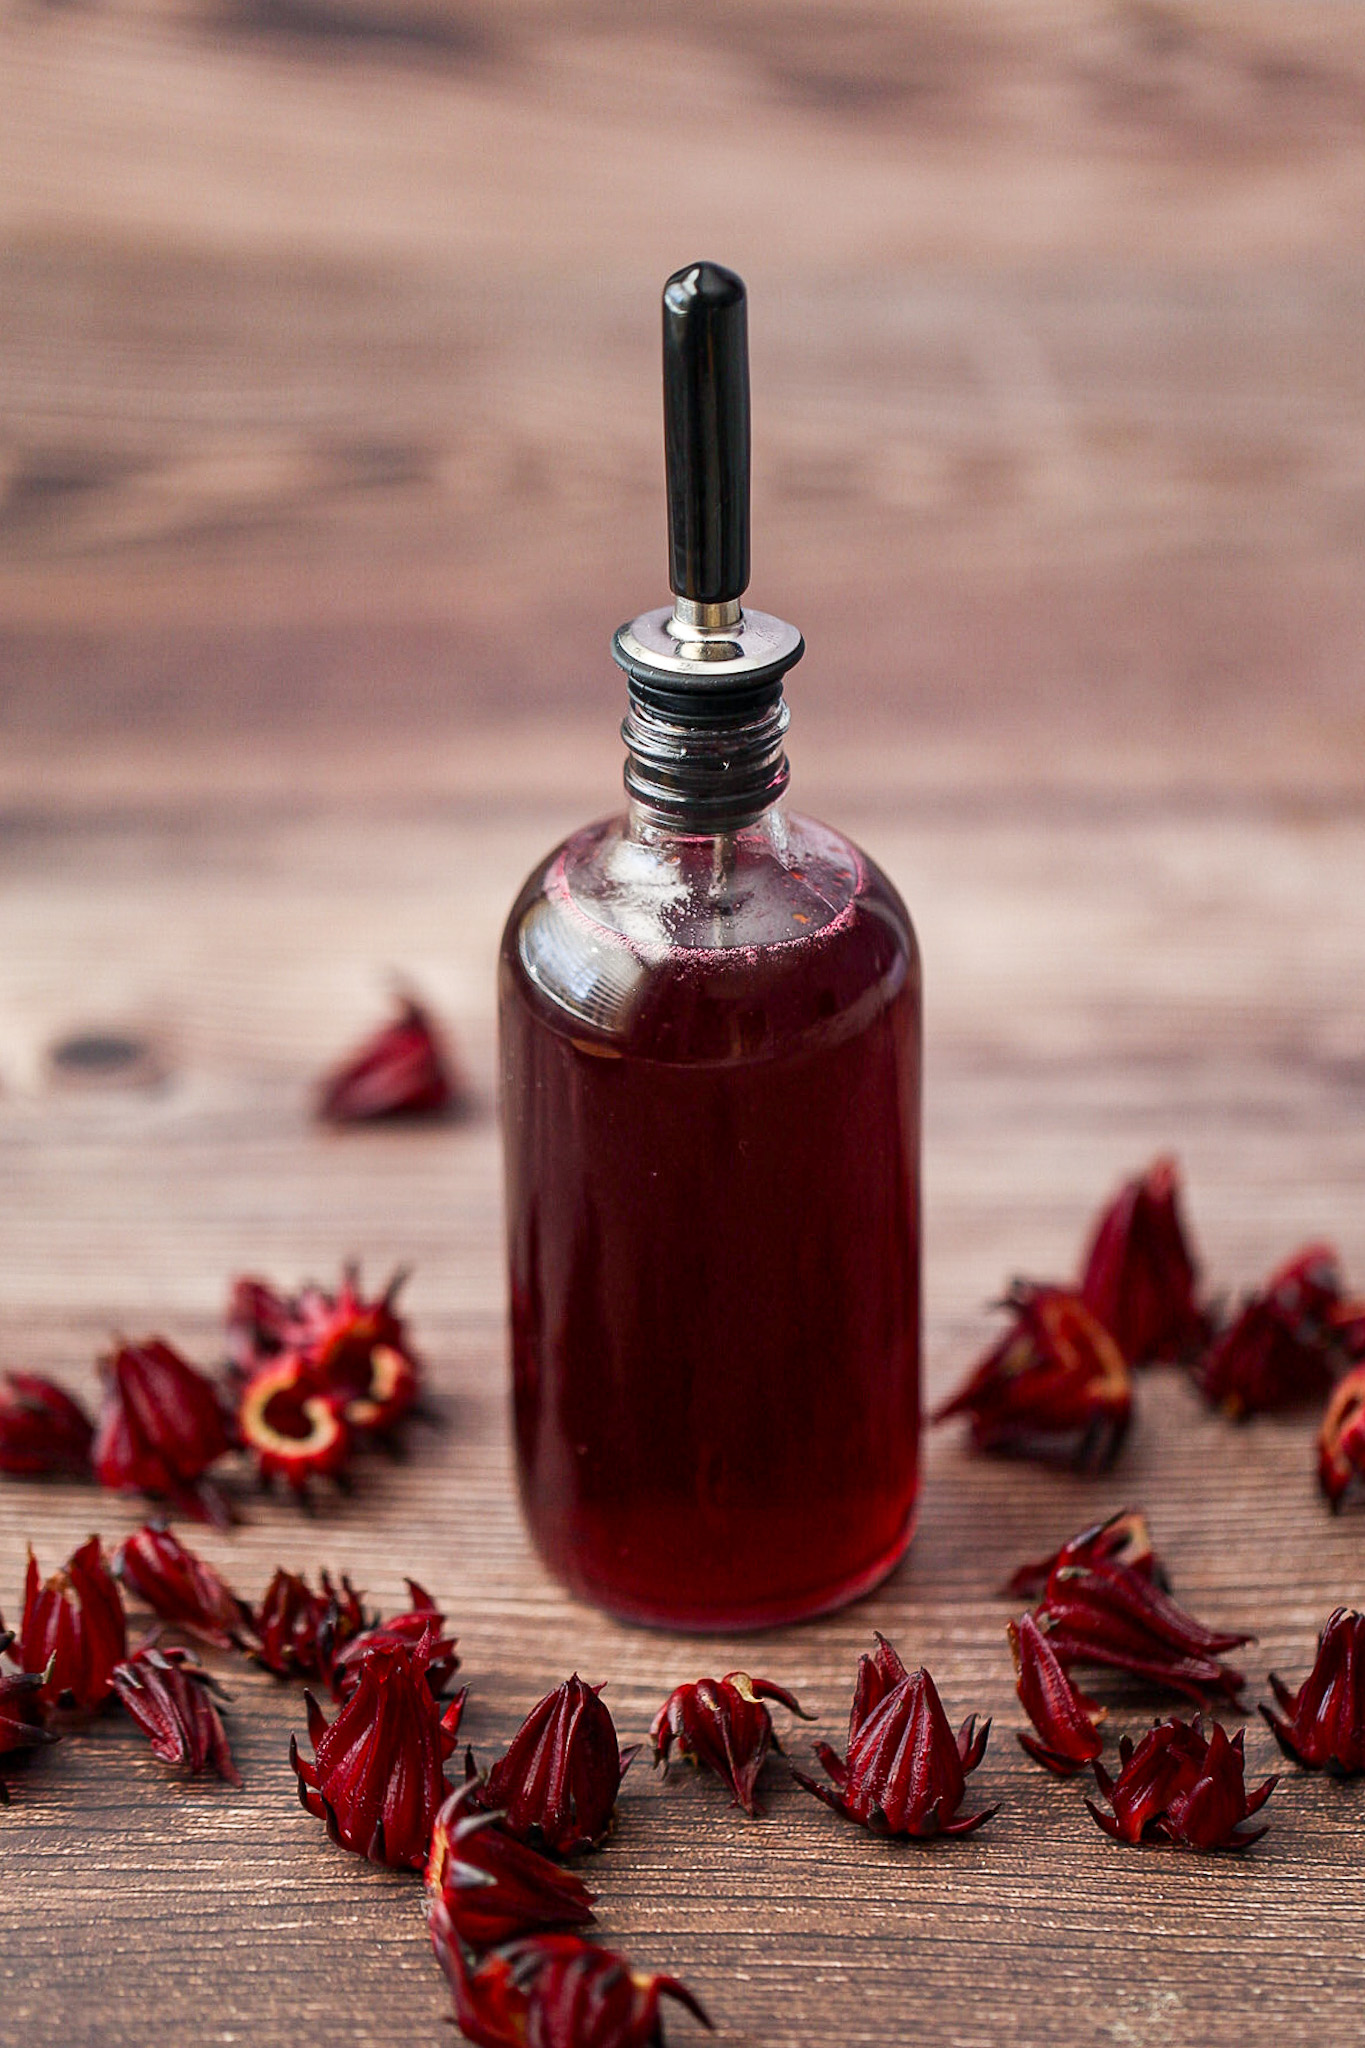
[0, 770, 1361, 2047]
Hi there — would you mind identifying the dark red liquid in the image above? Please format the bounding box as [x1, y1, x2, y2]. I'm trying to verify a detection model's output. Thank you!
[499, 823, 920, 1629]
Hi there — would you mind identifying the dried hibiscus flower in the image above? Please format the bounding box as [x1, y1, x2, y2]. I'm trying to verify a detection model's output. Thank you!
[1009, 1612, 1104, 1776]
[1079, 1156, 1209, 1364]
[329, 1579, 459, 1701]
[113, 1525, 252, 1651]
[112, 1644, 241, 1786]
[0, 1372, 95, 1477]
[650, 1671, 811, 1818]
[291, 1636, 465, 1868]
[426, 1783, 596, 1948]
[93, 1338, 231, 1524]
[793, 1633, 996, 1839]
[1005, 1507, 1168, 1602]
[233, 1267, 423, 1490]
[1319, 1364, 1365, 1511]
[1087, 1715, 1276, 1850]
[237, 1353, 352, 1494]
[1261, 1608, 1365, 1774]
[933, 1282, 1131, 1473]
[317, 997, 461, 1125]
[251, 1567, 370, 1682]
[0, 1633, 59, 1798]
[468, 1676, 636, 1858]
[1195, 1244, 1342, 1417]
[18, 1536, 127, 1712]
[429, 1920, 711, 2048]
[1031, 1552, 1250, 1705]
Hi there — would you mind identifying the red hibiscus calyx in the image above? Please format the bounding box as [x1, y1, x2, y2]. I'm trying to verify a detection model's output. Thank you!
[650, 1671, 811, 1818]
[1078, 1156, 1209, 1365]
[113, 1525, 254, 1651]
[250, 1567, 371, 1682]
[237, 1353, 353, 1493]
[426, 1782, 597, 1949]
[933, 1282, 1132, 1473]
[1031, 1552, 1251, 1705]
[0, 1373, 95, 1477]
[468, 1676, 636, 1858]
[112, 1644, 241, 1786]
[1261, 1608, 1365, 1774]
[18, 1536, 127, 1712]
[93, 1338, 232, 1524]
[1009, 1612, 1105, 1776]
[429, 1919, 712, 2048]
[0, 1632, 59, 1799]
[317, 996, 462, 1125]
[329, 1579, 459, 1701]
[1087, 1715, 1276, 1850]
[291, 1635, 465, 1868]
[1005, 1507, 1168, 1601]
[1195, 1244, 1343, 1418]
[793, 1634, 997, 1839]
[232, 1267, 424, 1491]
[1319, 1364, 1365, 1510]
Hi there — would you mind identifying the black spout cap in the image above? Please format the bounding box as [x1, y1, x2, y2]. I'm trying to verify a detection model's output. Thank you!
[662, 261, 750, 606]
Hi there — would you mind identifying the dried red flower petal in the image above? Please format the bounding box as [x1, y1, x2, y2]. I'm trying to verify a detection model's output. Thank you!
[793, 1634, 996, 1839]
[0, 1372, 95, 1477]
[426, 1783, 596, 1948]
[1078, 1156, 1209, 1365]
[1034, 1556, 1251, 1705]
[1331, 1298, 1365, 1364]
[112, 1644, 241, 1786]
[291, 1637, 465, 1868]
[1261, 1608, 1365, 1774]
[1009, 1612, 1105, 1776]
[429, 1918, 712, 2048]
[238, 1353, 353, 1494]
[1196, 1244, 1342, 1417]
[317, 997, 460, 1125]
[93, 1338, 231, 1524]
[933, 1282, 1131, 1472]
[1319, 1364, 1365, 1511]
[224, 1278, 297, 1376]
[0, 1631, 59, 1799]
[469, 1675, 635, 1857]
[18, 1536, 127, 1711]
[1087, 1715, 1276, 1850]
[329, 1579, 459, 1701]
[1005, 1507, 1168, 1601]
[112, 1525, 253, 1651]
[251, 1567, 371, 1682]
[650, 1671, 811, 1818]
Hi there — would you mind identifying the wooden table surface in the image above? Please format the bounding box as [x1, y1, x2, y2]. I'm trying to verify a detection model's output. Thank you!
[2, 3, 1364, 2043]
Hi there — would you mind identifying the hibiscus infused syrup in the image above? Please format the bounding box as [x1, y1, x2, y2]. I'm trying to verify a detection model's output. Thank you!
[499, 263, 920, 1628]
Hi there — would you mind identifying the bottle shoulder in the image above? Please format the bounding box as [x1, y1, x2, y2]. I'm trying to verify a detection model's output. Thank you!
[499, 810, 919, 1058]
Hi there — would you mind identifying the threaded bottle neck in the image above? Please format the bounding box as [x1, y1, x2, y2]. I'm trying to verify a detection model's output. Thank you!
[621, 682, 790, 832]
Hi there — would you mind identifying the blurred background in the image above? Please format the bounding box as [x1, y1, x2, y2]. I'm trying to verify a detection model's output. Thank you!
[3, 0, 1363, 793]
[0, 0, 1362, 1318]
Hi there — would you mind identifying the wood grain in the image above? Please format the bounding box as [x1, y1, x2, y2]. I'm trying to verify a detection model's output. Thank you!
[1, 1, 1364, 2042]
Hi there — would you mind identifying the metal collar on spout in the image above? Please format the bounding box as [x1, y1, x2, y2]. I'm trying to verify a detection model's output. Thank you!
[611, 259, 804, 717]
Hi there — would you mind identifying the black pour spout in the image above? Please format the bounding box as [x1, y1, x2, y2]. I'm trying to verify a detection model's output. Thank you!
[663, 261, 750, 613]
[612, 261, 801, 727]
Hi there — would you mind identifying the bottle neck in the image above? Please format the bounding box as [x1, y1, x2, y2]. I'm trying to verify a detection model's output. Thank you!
[620, 681, 790, 834]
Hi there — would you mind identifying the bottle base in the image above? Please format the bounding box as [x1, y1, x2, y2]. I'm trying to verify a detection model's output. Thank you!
[535, 1504, 918, 1635]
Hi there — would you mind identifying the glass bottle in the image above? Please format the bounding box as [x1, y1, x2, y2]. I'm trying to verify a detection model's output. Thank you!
[499, 262, 920, 1629]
